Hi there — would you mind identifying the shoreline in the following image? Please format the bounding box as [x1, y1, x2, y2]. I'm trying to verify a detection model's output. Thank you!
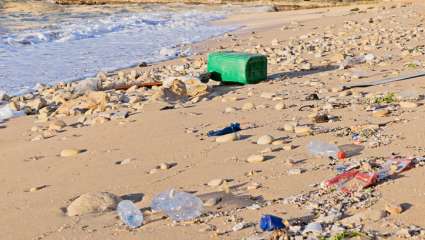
[3, 1, 425, 239]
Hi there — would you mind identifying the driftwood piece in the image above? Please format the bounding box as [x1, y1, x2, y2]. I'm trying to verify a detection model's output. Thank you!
[104, 81, 163, 91]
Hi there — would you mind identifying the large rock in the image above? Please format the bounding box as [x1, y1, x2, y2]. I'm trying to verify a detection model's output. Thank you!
[66, 192, 121, 216]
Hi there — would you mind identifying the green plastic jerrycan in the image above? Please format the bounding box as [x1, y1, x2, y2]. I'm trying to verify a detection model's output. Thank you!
[207, 51, 267, 85]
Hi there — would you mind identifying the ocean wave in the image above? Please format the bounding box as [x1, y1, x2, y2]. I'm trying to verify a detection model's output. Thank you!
[1, 10, 227, 47]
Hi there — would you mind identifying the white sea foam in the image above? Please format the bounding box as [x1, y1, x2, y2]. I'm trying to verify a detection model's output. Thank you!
[0, 5, 249, 95]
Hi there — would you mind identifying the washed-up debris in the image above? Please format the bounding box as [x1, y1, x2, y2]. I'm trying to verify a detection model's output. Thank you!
[117, 200, 144, 229]
[322, 156, 415, 193]
[308, 140, 346, 160]
[377, 156, 414, 181]
[208, 123, 241, 137]
[259, 215, 285, 231]
[151, 189, 203, 221]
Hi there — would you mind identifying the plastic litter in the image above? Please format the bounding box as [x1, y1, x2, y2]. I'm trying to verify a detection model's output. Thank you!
[323, 156, 415, 193]
[377, 157, 414, 181]
[151, 189, 203, 222]
[308, 140, 346, 160]
[259, 214, 285, 231]
[207, 123, 241, 137]
[117, 200, 144, 229]
[339, 54, 375, 69]
[207, 51, 267, 85]
[322, 169, 378, 193]
[304, 222, 323, 234]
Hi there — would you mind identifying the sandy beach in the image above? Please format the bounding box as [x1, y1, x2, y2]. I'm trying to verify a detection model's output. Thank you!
[2, 1, 425, 239]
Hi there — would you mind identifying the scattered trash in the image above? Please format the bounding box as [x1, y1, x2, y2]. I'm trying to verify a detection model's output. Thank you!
[335, 163, 360, 174]
[308, 140, 346, 160]
[377, 157, 414, 181]
[259, 214, 285, 231]
[322, 169, 377, 193]
[232, 222, 251, 232]
[117, 200, 144, 229]
[323, 156, 415, 193]
[207, 51, 267, 85]
[151, 189, 203, 221]
[303, 222, 323, 234]
[207, 123, 241, 137]
[339, 54, 374, 69]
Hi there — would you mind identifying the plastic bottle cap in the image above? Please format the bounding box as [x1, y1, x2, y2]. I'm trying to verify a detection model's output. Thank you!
[337, 151, 346, 160]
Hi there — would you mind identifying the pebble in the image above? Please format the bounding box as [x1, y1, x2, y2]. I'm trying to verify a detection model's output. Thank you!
[203, 197, 222, 207]
[66, 192, 121, 216]
[274, 102, 285, 110]
[247, 154, 265, 163]
[225, 107, 237, 113]
[294, 126, 312, 135]
[117, 158, 132, 165]
[288, 168, 303, 175]
[247, 182, 261, 190]
[232, 222, 249, 232]
[159, 162, 171, 170]
[60, 149, 80, 157]
[272, 140, 284, 145]
[242, 102, 255, 110]
[385, 203, 404, 215]
[260, 92, 275, 99]
[257, 135, 274, 145]
[282, 144, 295, 151]
[28, 185, 48, 192]
[216, 132, 239, 143]
[331, 86, 344, 93]
[260, 147, 273, 153]
[396, 228, 412, 238]
[373, 109, 390, 117]
[49, 120, 67, 131]
[283, 122, 297, 132]
[207, 178, 224, 187]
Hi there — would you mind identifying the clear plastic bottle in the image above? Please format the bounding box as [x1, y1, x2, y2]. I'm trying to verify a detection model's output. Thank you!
[151, 189, 203, 222]
[117, 200, 144, 229]
[308, 140, 346, 160]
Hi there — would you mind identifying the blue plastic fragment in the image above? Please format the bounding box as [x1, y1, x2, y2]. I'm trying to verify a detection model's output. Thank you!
[207, 123, 241, 137]
[259, 214, 285, 231]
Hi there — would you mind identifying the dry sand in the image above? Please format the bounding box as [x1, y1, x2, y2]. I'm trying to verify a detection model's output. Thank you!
[2, 1, 425, 239]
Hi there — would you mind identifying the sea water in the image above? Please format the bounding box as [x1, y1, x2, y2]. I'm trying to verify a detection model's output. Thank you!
[0, 1, 270, 95]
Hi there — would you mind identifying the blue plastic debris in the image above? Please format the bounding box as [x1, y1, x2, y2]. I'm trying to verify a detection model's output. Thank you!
[207, 123, 241, 137]
[259, 214, 285, 231]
